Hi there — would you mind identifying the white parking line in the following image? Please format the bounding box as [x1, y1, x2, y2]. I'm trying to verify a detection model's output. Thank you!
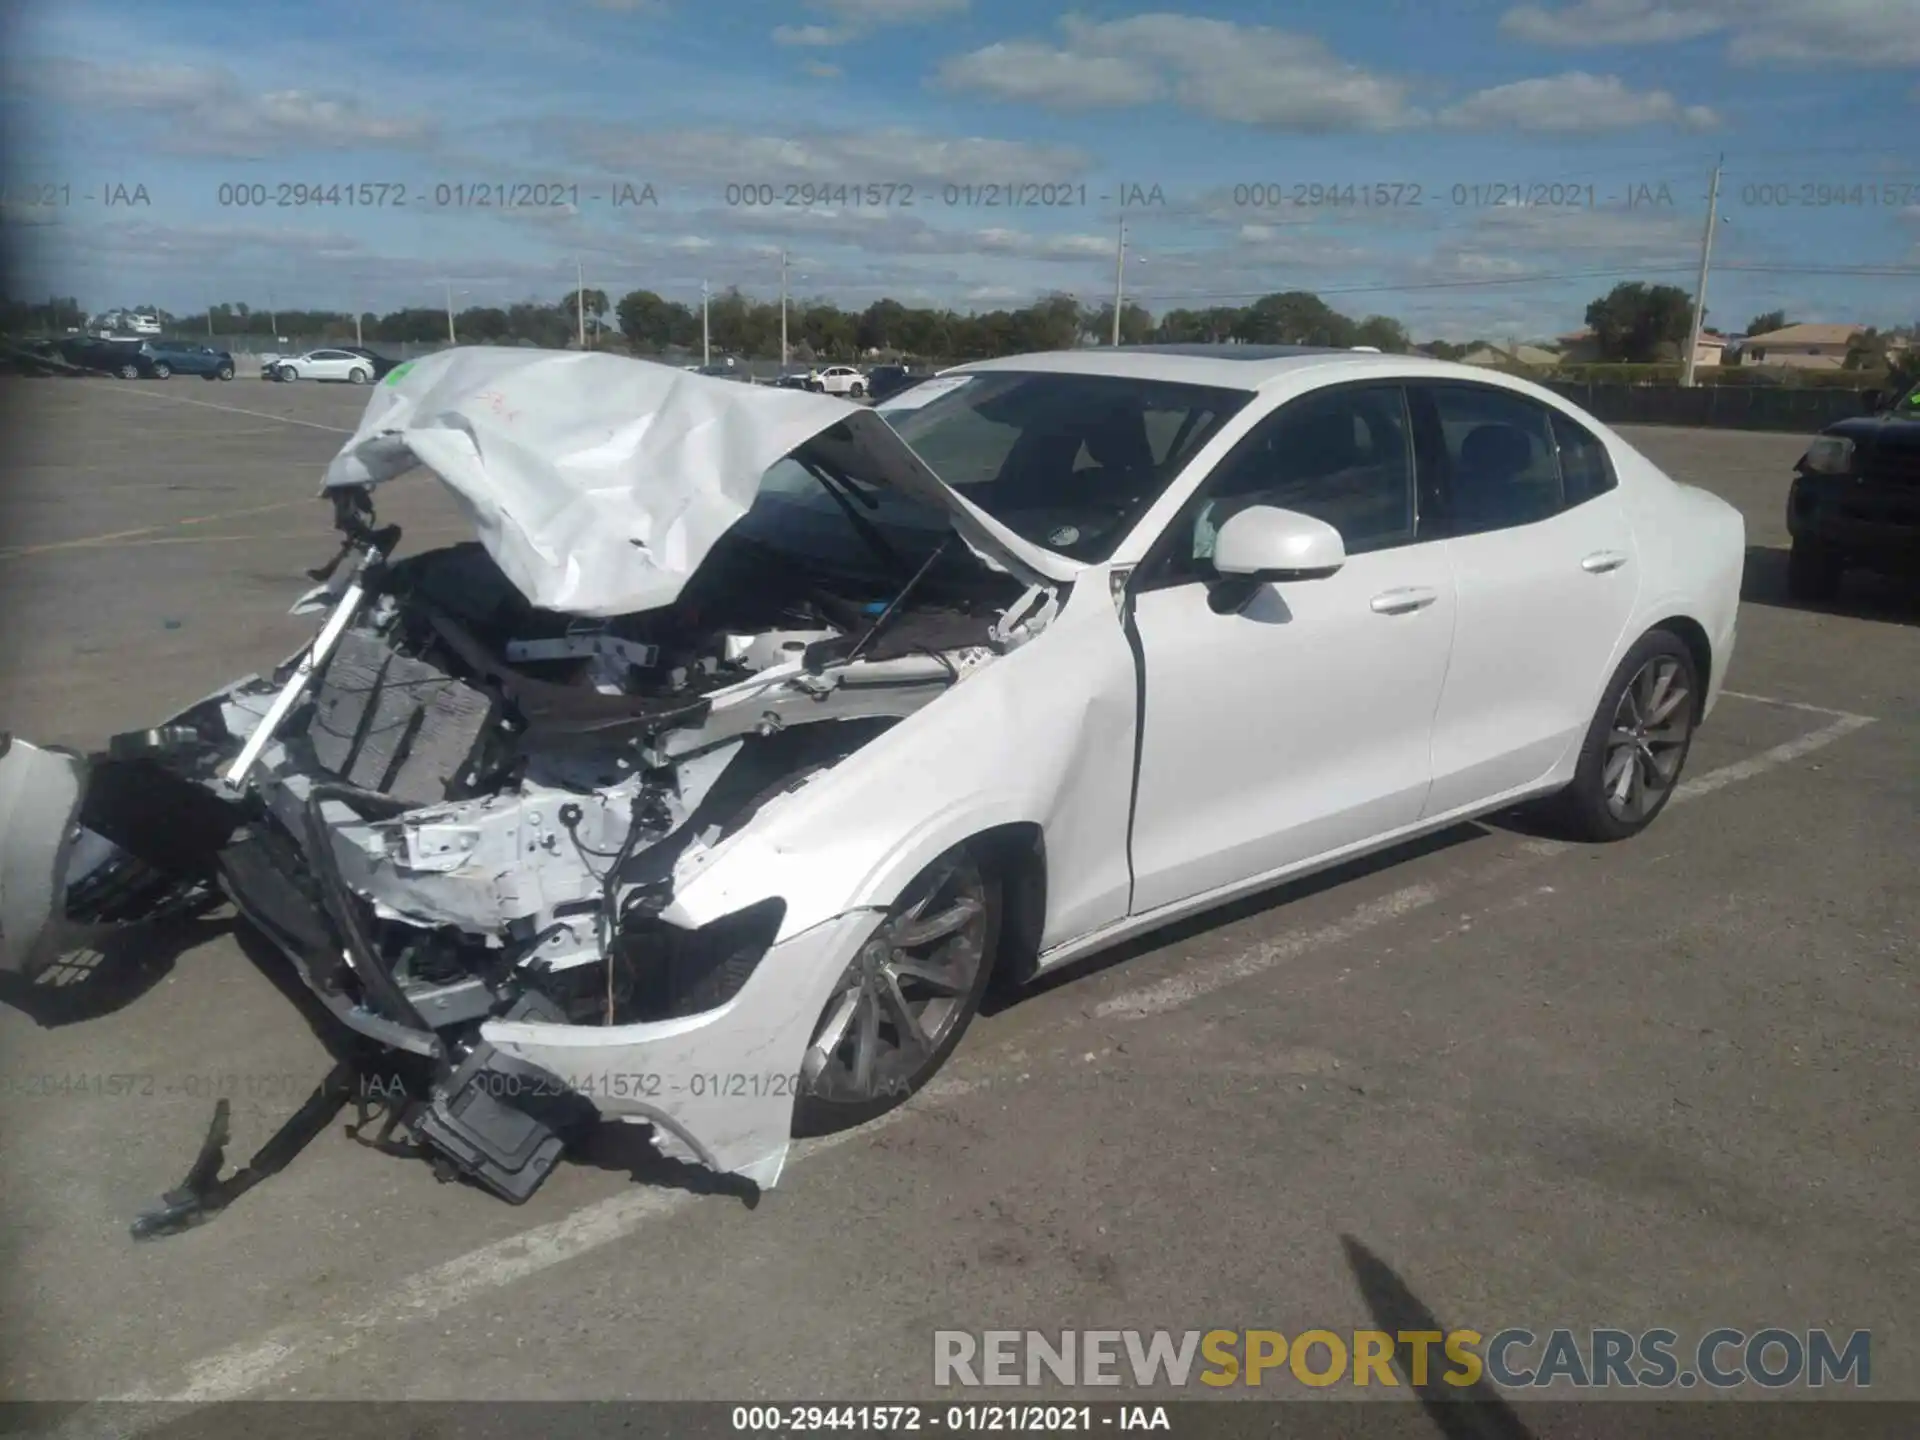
[90, 385, 357, 434]
[61, 690, 1877, 1422]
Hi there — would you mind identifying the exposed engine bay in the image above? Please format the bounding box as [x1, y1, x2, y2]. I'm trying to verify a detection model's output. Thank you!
[0, 350, 1071, 1232]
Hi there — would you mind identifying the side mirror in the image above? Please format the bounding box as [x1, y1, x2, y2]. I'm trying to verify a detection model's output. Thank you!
[1211, 505, 1347, 581]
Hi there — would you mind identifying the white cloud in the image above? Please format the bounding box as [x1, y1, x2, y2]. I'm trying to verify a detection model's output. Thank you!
[773, 0, 966, 46]
[15, 59, 435, 157]
[547, 122, 1093, 186]
[774, 25, 846, 47]
[1441, 72, 1721, 131]
[933, 42, 1162, 108]
[1500, 1, 1920, 68]
[934, 14, 1423, 130]
[802, 60, 844, 78]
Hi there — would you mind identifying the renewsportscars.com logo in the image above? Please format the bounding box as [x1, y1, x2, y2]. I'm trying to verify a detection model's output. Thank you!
[933, 1329, 1872, 1391]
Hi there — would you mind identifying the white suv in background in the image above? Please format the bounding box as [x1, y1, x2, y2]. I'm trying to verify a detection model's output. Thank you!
[808, 365, 868, 397]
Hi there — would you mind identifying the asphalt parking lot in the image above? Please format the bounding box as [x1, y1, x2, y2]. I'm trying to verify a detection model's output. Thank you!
[0, 375, 1914, 1416]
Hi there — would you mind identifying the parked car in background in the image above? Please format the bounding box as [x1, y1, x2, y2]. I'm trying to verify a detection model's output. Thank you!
[696, 361, 751, 383]
[73, 337, 161, 379]
[772, 372, 813, 390]
[145, 341, 236, 381]
[268, 349, 378, 383]
[866, 364, 935, 404]
[1786, 376, 1920, 599]
[807, 364, 868, 397]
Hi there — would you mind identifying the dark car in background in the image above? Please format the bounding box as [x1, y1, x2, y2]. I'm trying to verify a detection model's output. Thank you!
[867, 363, 936, 403]
[1786, 378, 1920, 599]
[146, 341, 237, 380]
[66, 336, 161, 379]
[340, 345, 402, 380]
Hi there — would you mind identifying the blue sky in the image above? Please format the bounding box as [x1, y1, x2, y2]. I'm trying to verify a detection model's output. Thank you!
[4, 0, 1916, 340]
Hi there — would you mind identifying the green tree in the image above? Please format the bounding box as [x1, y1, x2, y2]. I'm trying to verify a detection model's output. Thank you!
[1746, 309, 1788, 337]
[1584, 282, 1694, 363]
[1353, 315, 1411, 352]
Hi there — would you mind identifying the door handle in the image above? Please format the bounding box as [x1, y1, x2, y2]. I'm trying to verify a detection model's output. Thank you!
[1581, 550, 1630, 573]
[1370, 586, 1439, 615]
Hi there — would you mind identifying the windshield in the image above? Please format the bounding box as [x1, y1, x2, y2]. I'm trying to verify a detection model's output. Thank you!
[731, 370, 1251, 578]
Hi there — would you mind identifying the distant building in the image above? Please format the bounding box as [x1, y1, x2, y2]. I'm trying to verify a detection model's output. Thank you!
[1555, 330, 1604, 363]
[1739, 323, 1880, 370]
[1459, 343, 1561, 368]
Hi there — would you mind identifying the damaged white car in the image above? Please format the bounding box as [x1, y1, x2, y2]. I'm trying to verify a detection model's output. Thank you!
[0, 344, 1744, 1233]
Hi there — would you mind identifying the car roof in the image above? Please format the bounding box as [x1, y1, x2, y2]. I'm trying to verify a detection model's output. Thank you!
[944, 345, 1537, 393]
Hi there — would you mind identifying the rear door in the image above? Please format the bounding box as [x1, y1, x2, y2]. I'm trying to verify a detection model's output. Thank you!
[1413, 382, 1640, 817]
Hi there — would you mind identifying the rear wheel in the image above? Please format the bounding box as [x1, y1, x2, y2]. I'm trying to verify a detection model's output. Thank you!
[151, 362, 171, 379]
[849, 381, 865, 397]
[792, 844, 998, 1136]
[1542, 629, 1700, 843]
[215, 364, 234, 381]
[1787, 538, 1844, 602]
[117, 362, 139, 380]
[348, 366, 370, 384]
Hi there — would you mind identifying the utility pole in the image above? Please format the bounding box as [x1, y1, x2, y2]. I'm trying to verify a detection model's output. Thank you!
[576, 257, 586, 349]
[355, 309, 364, 347]
[1682, 155, 1724, 389]
[1111, 219, 1128, 346]
[779, 250, 790, 369]
[701, 280, 711, 366]
[267, 288, 277, 341]
[445, 282, 457, 344]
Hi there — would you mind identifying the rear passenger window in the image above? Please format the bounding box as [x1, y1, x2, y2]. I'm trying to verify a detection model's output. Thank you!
[1552, 412, 1618, 506]
[1430, 385, 1564, 534]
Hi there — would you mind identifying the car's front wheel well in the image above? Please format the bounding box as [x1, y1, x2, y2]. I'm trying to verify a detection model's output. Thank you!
[1647, 615, 1712, 720]
[961, 823, 1047, 994]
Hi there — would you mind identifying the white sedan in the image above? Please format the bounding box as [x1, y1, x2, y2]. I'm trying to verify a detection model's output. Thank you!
[268, 348, 377, 383]
[0, 345, 1742, 1222]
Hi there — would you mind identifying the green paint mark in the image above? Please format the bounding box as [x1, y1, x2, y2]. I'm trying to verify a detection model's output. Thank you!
[383, 360, 417, 386]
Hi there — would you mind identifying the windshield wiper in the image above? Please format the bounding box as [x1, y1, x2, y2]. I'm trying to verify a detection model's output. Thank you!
[801, 457, 912, 578]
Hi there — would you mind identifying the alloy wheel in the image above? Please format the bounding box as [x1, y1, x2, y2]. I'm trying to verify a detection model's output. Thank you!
[801, 851, 989, 1104]
[1603, 655, 1693, 823]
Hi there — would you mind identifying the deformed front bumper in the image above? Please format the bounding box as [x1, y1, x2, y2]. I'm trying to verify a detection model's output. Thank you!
[0, 738, 89, 979]
[481, 907, 884, 1188]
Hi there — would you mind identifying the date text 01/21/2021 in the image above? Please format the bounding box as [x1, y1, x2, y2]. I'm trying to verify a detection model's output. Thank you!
[730, 1406, 1171, 1432]
[213, 181, 659, 209]
[355, 1071, 811, 1103]
[1229, 181, 1678, 209]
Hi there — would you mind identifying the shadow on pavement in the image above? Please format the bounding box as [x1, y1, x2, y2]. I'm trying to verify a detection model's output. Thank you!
[0, 914, 230, 1026]
[1341, 1233, 1536, 1440]
[1742, 545, 1919, 628]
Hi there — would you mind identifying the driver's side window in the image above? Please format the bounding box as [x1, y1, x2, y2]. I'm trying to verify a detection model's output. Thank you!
[1148, 384, 1419, 586]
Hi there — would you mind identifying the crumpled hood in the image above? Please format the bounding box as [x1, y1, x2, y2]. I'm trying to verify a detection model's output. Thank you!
[322, 346, 1078, 616]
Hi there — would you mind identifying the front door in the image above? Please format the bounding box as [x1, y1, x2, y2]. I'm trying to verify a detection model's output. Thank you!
[1126, 383, 1457, 915]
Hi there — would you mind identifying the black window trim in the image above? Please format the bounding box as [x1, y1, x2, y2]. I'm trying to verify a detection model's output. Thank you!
[1409, 379, 1621, 539]
[1132, 379, 1430, 593]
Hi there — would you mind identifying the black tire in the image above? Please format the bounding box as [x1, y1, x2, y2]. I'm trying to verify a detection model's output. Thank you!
[792, 844, 999, 1137]
[348, 367, 370, 385]
[215, 364, 234, 381]
[151, 362, 171, 379]
[118, 362, 139, 380]
[849, 381, 865, 397]
[1786, 538, 1843, 602]
[1540, 628, 1701, 843]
